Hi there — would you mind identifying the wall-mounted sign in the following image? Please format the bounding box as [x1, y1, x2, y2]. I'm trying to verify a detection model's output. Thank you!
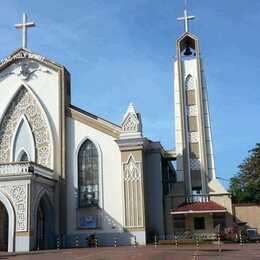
[79, 215, 97, 229]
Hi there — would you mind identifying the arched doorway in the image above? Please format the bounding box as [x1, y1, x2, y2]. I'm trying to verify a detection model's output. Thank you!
[35, 194, 55, 250]
[0, 201, 8, 251]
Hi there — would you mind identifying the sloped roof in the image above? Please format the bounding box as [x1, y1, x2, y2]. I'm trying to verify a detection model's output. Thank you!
[171, 201, 226, 215]
[0, 48, 68, 73]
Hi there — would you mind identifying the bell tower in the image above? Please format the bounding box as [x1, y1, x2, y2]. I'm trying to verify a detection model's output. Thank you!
[174, 7, 216, 197]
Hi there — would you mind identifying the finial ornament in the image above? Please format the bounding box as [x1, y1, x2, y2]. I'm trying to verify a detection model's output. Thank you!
[15, 13, 36, 49]
[177, 1, 195, 33]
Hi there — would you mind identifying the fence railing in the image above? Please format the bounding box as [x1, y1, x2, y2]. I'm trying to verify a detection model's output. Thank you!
[0, 162, 55, 180]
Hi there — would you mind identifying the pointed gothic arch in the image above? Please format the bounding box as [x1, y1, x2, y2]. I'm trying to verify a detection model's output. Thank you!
[185, 74, 195, 90]
[33, 190, 55, 250]
[17, 149, 29, 162]
[0, 84, 54, 168]
[77, 139, 99, 208]
[0, 191, 15, 252]
[11, 115, 35, 162]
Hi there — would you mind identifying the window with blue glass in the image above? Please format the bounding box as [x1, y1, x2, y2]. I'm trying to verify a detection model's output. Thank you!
[78, 140, 99, 208]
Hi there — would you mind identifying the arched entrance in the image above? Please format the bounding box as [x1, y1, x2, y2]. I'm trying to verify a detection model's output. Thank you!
[0, 201, 8, 251]
[35, 194, 55, 250]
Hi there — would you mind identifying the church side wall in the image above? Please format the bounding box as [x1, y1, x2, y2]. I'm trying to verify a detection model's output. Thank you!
[66, 117, 124, 245]
[144, 150, 165, 239]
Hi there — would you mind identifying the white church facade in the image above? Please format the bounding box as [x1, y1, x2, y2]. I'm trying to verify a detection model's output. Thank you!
[0, 10, 233, 252]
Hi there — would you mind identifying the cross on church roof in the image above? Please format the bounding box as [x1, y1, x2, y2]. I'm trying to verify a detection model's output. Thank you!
[177, 1, 195, 33]
[15, 13, 36, 49]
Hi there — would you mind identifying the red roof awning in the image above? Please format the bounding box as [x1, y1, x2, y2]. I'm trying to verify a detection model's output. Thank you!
[171, 201, 227, 215]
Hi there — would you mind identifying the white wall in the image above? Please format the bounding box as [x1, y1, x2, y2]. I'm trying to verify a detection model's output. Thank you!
[66, 117, 123, 234]
[0, 61, 59, 170]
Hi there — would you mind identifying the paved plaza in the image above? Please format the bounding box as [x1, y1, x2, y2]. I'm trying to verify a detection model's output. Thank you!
[1, 244, 260, 260]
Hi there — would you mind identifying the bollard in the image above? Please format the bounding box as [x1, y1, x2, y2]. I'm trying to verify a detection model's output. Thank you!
[133, 236, 137, 248]
[217, 233, 221, 253]
[174, 235, 178, 247]
[95, 238, 98, 248]
[196, 236, 199, 249]
[75, 236, 79, 248]
[239, 232, 243, 246]
[56, 236, 60, 250]
[154, 235, 158, 248]
[114, 237, 118, 247]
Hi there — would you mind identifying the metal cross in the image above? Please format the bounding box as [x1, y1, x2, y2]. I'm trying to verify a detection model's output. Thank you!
[15, 13, 36, 49]
[177, 8, 195, 33]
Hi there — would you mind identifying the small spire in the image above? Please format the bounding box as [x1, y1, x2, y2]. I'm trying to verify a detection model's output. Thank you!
[123, 102, 137, 121]
[177, 0, 195, 33]
[127, 102, 136, 114]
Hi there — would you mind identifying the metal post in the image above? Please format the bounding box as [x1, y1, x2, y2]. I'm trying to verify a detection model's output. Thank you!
[217, 233, 221, 252]
[134, 236, 137, 247]
[56, 236, 60, 250]
[75, 236, 79, 248]
[175, 235, 178, 247]
[114, 237, 118, 247]
[154, 235, 158, 248]
[196, 236, 199, 248]
[240, 232, 243, 246]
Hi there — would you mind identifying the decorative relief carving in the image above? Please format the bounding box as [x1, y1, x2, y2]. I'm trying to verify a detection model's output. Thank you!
[123, 155, 143, 228]
[187, 105, 198, 116]
[189, 132, 199, 143]
[190, 158, 201, 170]
[0, 60, 51, 81]
[122, 114, 139, 133]
[123, 156, 141, 182]
[0, 50, 45, 68]
[0, 184, 28, 231]
[0, 87, 51, 167]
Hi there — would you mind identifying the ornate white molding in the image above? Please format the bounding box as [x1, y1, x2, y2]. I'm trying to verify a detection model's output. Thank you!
[189, 132, 199, 143]
[121, 103, 142, 139]
[123, 155, 141, 182]
[187, 105, 198, 116]
[0, 50, 45, 68]
[122, 155, 144, 228]
[0, 163, 32, 176]
[0, 87, 52, 167]
[0, 60, 51, 81]
[0, 184, 28, 231]
[122, 114, 139, 133]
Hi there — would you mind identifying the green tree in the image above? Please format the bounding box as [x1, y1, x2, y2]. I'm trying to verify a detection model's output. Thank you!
[229, 143, 260, 203]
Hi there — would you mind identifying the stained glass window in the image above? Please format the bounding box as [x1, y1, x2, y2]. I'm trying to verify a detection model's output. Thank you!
[78, 140, 99, 208]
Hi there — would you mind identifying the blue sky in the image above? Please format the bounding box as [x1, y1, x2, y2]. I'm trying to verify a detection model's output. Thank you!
[1, 0, 260, 184]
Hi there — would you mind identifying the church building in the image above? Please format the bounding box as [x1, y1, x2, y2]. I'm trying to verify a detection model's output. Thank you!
[0, 9, 232, 252]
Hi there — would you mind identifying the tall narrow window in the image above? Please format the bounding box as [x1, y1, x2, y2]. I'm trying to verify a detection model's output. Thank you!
[78, 139, 99, 208]
[18, 150, 29, 162]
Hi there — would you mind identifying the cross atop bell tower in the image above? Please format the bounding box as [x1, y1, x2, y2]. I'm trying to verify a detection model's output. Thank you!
[15, 13, 36, 49]
[177, 0, 195, 33]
